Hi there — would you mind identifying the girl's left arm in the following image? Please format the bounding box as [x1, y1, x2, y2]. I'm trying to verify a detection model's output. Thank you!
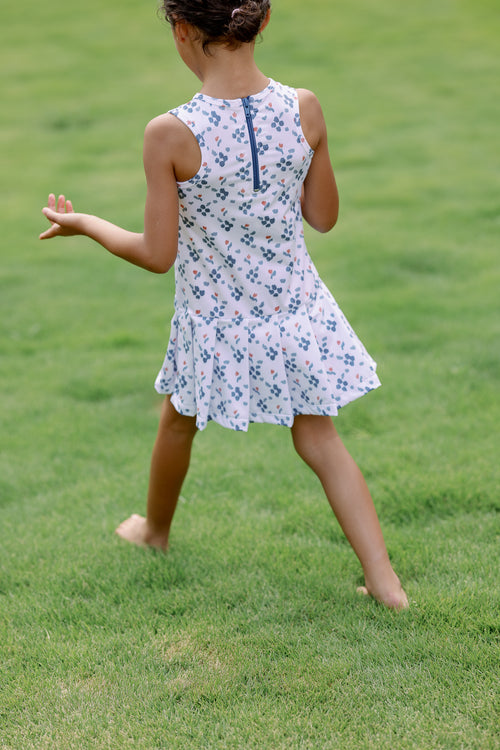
[39, 116, 180, 274]
[297, 89, 339, 233]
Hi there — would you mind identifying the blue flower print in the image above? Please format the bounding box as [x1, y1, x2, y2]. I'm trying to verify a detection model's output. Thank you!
[337, 378, 348, 391]
[236, 165, 250, 180]
[200, 347, 212, 364]
[249, 358, 263, 378]
[277, 156, 293, 172]
[201, 232, 218, 252]
[215, 151, 229, 167]
[259, 215, 276, 229]
[230, 286, 243, 302]
[190, 284, 206, 299]
[209, 268, 222, 282]
[267, 284, 283, 298]
[240, 200, 253, 216]
[181, 214, 195, 230]
[246, 267, 259, 283]
[232, 126, 247, 142]
[210, 304, 225, 318]
[344, 353, 355, 367]
[261, 247, 276, 261]
[213, 357, 229, 378]
[265, 346, 279, 361]
[271, 116, 285, 131]
[288, 293, 302, 313]
[241, 230, 256, 247]
[298, 336, 311, 351]
[208, 111, 221, 127]
[318, 339, 329, 361]
[325, 316, 337, 333]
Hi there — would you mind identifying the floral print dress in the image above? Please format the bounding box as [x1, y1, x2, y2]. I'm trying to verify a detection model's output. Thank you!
[155, 79, 380, 431]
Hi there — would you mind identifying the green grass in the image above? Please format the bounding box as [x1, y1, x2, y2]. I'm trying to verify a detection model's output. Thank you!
[1, 0, 499, 747]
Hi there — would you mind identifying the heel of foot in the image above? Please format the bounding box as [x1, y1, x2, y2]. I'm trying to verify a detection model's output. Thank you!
[115, 514, 168, 551]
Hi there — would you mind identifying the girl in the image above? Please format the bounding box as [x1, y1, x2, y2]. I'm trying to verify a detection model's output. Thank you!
[40, 0, 408, 609]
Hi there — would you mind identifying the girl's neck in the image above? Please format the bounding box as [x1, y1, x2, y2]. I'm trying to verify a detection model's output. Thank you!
[197, 45, 269, 100]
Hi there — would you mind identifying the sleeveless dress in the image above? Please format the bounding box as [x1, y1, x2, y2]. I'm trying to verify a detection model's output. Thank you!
[155, 79, 381, 431]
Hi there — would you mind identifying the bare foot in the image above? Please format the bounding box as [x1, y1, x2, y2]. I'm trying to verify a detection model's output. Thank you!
[115, 514, 169, 551]
[357, 562, 409, 610]
[357, 583, 409, 610]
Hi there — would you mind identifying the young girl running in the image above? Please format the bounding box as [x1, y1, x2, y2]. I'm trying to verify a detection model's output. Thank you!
[40, 0, 408, 609]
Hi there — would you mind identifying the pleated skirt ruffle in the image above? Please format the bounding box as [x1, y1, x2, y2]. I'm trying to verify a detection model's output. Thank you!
[155, 286, 380, 431]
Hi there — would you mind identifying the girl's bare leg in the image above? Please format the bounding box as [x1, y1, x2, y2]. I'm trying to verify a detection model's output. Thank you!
[116, 396, 197, 550]
[291, 414, 408, 609]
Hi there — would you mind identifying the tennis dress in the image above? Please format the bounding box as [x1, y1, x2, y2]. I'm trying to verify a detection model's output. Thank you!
[155, 79, 380, 431]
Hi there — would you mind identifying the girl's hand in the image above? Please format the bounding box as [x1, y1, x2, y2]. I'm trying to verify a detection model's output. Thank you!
[39, 193, 82, 240]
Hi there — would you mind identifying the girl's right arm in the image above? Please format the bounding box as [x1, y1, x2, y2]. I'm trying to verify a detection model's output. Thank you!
[40, 115, 187, 274]
[297, 89, 339, 233]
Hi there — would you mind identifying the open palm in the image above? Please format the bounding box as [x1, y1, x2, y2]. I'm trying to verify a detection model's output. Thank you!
[40, 193, 81, 239]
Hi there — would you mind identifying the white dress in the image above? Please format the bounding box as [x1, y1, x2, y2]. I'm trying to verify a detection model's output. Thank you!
[155, 79, 380, 431]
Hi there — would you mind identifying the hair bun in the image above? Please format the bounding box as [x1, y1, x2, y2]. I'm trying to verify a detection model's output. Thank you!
[161, 0, 270, 50]
[228, 1, 269, 44]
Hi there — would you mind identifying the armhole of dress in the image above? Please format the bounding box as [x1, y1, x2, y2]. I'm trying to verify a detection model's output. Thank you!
[292, 89, 316, 157]
[168, 109, 205, 186]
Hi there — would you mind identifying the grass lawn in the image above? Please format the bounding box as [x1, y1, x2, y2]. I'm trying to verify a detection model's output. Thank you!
[1, 0, 499, 747]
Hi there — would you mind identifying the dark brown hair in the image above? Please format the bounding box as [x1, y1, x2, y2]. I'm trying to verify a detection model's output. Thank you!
[160, 0, 271, 52]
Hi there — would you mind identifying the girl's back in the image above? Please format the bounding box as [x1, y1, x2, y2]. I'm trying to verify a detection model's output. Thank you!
[170, 79, 315, 320]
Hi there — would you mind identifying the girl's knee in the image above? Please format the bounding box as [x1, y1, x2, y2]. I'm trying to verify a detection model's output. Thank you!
[292, 414, 336, 443]
[291, 414, 339, 466]
[160, 396, 198, 437]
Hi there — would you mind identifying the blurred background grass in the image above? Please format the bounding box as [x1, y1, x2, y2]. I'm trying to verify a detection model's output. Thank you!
[1, 0, 499, 747]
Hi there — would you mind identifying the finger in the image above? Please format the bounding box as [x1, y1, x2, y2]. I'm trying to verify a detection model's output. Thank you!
[48, 193, 56, 210]
[42, 207, 68, 227]
[42, 207, 60, 222]
[39, 224, 59, 240]
[57, 194, 66, 212]
[66, 199, 74, 213]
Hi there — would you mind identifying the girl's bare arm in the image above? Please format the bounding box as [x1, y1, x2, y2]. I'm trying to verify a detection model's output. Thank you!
[40, 115, 184, 274]
[297, 88, 339, 233]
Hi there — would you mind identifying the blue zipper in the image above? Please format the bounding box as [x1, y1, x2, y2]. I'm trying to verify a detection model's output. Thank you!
[241, 96, 261, 192]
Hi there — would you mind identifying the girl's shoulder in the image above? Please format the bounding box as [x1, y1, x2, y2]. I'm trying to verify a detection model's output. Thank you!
[295, 88, 327, 151]
[144, 113, 201, 183]
[145, 112, 193, 146]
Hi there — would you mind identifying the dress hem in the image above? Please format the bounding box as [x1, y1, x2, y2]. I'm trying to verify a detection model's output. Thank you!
[156, 381, 381, 432]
